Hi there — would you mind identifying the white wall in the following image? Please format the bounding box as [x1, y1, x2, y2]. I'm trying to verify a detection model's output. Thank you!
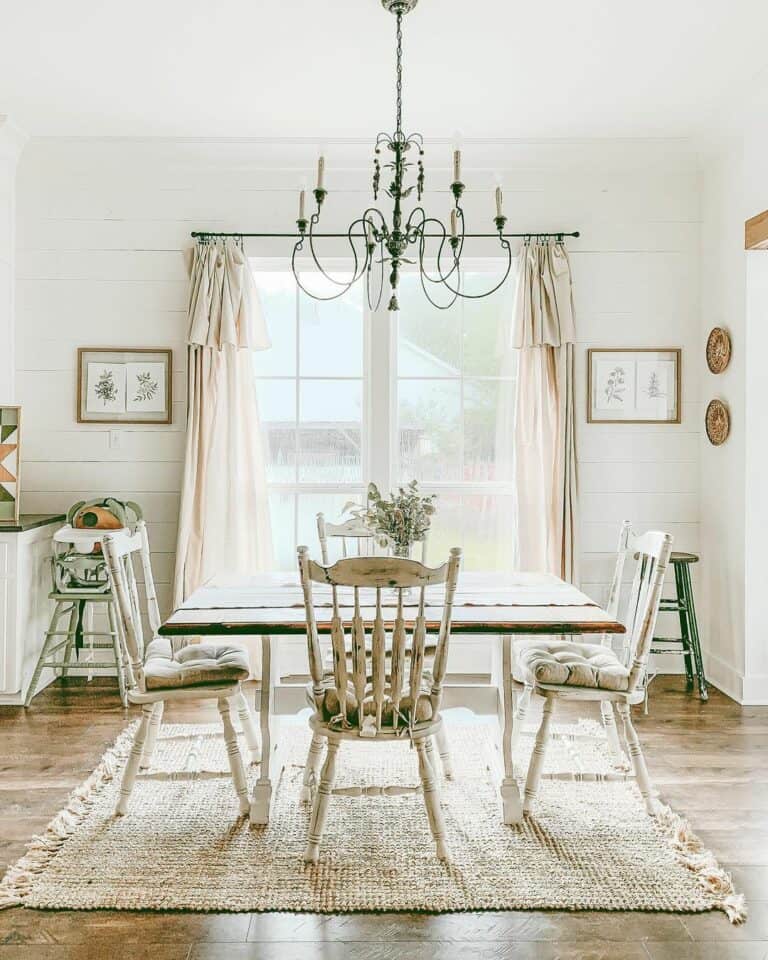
[0, 117, 26, 401]
[14, 137, 702, 671]
[697, 89, 768, 704]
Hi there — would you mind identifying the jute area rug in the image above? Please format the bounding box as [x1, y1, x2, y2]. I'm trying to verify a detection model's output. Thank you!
[0, 712, 744, 921]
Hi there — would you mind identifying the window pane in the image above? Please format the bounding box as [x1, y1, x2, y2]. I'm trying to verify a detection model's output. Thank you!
[253, 272, 296, 377]
[297, 492, 365, 562]
[299, 276, 363, 377]
[421, 493, 463, 566]
[397, 274, 461, 376]
[258, 379, 296, 483]
[269, 491, 296, 571]
[299, 380, 363, 482]
[464, 379, 515, 482]
[459, 494, 516, 570]
[461, 273, 512, 377]
[398, 379, 461, 482]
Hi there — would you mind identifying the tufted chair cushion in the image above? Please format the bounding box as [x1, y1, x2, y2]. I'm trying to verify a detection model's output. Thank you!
[305, 677, 434, 726]
[143, 637, 250, 691]
[513, 639, 630, 692]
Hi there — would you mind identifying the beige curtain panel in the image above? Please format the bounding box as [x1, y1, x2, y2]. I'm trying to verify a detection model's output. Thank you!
[512, 239, 579, 583]
[174, 240, 273, 610]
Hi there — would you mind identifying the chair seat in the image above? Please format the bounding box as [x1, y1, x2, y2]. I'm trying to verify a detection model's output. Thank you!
[306, 676, 434, 726]
[143, 638, 250, 691]
[513, 638, 630, 692]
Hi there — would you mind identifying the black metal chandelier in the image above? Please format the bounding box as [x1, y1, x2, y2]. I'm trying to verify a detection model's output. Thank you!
[192, 0, 579, 303]
[293, 0, 516, 311]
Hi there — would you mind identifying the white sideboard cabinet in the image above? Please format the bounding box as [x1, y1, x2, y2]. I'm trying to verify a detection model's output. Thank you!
[0, 514, 65, 705]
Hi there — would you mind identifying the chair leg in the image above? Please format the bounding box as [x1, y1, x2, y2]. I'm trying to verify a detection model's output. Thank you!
[107, 601, 129, 708]
[300, 733, 325, 803]
[232, 689, 261, 764]
[433, 725, 454, 780]
[600, 701, 623, 763]
[218, 697, 250, 816]
[60, 602, 78, 679]
[115, 703, 154, 815]
[616, 701, 658, 815]
[305, 738, 339, 864]
[511, 682, 533, 753]
[523, 697, 555, 814]
[140, 701, 164, 769]
[25, 601, 67, 708]
[416, 737, 449, 861]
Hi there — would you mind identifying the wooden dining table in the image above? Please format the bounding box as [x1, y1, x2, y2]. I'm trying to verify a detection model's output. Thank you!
[159, 571, 624, 826]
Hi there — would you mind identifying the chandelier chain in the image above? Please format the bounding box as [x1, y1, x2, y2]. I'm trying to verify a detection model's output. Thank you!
[395, 12, 403, 136]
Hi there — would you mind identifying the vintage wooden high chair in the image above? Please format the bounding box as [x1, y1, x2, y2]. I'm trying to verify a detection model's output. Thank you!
[297, 546, 462, 863]
[25, 498, 144, 707]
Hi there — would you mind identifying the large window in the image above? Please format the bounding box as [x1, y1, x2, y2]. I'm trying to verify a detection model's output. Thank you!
[253, 263, 517, 571]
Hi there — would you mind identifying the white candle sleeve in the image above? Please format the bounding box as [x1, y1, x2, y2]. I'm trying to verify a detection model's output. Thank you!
[317, 156, 325, 190]
[453, 149, 461, 183]
[299, 190, 306, 220]
[450, 209, 458, 237]
[495, 186, 503, 218]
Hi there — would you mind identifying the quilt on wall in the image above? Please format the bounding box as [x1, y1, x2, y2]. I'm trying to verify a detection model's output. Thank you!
[0, 407, 19, 522]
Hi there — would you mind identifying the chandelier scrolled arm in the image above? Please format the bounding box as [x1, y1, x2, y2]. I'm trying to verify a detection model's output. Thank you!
[290, 0, 525, 311]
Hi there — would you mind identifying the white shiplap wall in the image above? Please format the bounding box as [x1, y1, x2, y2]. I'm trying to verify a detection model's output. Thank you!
[14, 137, 701, 670]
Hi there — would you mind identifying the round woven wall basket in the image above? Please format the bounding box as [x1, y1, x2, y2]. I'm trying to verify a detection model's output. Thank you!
[705, 399, 730, 446]
[706, 327, 731, 374]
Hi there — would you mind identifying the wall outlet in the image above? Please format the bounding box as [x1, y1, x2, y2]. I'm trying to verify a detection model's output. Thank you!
[109, 430, 122, 450]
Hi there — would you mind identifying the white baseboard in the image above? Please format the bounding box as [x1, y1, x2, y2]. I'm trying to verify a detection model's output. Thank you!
[701, 651, 768, 704]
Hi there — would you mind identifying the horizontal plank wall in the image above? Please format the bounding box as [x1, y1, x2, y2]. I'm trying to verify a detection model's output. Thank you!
[15, 137, 702, 679]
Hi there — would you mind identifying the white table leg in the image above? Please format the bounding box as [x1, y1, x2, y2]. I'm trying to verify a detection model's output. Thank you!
[250, 633, 278, 826]
[492, 634, 523, 825]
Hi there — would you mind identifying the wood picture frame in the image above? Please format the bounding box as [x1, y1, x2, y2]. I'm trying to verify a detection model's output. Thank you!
[77, 348, 173, 424]
[587, 348, 681, 424]
[0, 404, 21, 525]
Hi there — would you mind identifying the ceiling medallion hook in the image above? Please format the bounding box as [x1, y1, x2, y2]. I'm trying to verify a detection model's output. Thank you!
[381, 0, 418, 14]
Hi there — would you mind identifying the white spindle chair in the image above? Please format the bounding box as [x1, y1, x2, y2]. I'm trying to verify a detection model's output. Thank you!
[103, 527, 260, 817]
[512, 519, 633, 763]
[297, 545, 462, 863]
[515, 530, 673, 816]
[317, 512, 429, 565]
[310, 513, 450, 784]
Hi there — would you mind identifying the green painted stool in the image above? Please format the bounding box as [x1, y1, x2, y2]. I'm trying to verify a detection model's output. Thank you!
[651, 551, 708, 701]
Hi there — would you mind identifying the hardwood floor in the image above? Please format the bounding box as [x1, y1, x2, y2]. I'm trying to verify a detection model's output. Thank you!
[1, 676, 766, 959]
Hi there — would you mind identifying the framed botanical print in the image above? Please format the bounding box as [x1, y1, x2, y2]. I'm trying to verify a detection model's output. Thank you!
[0, 405, 21, 524]
[77, 348, 172, 424]
[587, 348, 681, 424]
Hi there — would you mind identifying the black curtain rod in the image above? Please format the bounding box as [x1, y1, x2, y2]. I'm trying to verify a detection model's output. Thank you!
[190, 230, 580, 240]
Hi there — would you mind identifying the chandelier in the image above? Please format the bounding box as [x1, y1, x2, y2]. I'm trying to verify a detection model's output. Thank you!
[293, 0, 514, 312]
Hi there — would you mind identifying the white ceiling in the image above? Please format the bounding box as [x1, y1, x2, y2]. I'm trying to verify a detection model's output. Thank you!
[2, 0, 767, 139]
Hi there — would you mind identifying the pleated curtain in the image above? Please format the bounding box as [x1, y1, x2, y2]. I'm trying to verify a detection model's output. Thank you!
[173, 240, 273, 609]
[512, 239, 579, 583]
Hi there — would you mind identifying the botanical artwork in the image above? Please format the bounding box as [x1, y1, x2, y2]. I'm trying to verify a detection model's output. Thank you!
[595, 360, 635, 411]
[0, 406, 20, 524]
[589, 350, 680, 423]
[126, 362, 167, 413]
[636, 360, 674, 413]
[86, 363, 126, 414]
[78, 350, 172, 423]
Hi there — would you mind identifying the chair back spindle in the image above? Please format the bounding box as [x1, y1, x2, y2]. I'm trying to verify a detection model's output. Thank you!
[103, 531, 146, 694]
[620, 530, 673, 692]
[297, 547, 462, 736]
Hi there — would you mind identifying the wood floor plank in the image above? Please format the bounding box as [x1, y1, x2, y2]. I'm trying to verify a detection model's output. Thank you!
[0, 675, 765, 952]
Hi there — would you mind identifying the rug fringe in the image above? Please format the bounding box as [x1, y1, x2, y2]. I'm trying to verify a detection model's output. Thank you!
[655, 802, 747, 924]
[0, 721, 137, 911]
